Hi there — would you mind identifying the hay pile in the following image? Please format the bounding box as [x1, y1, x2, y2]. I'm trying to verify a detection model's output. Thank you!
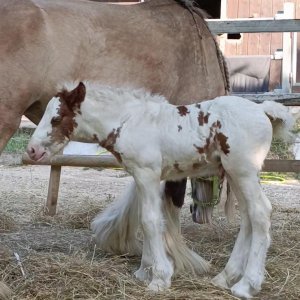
[0, 198, 299, 300]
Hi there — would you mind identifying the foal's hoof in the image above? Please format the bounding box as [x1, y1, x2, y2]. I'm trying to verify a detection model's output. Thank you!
[134, 268, 151, 283]
[147, 278, 171, 292]
[211, 272, 230, 290]
[231, 277, 259, 299]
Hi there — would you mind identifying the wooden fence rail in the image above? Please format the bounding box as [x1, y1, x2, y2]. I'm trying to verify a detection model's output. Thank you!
[206, 18, 300, 34]
[22, 154, 300, 173]
[22, 154, 300, 215]
[238, 93, 300, 106]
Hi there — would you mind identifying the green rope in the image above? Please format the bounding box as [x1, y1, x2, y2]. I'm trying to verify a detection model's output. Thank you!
[260, 174, 285, 183]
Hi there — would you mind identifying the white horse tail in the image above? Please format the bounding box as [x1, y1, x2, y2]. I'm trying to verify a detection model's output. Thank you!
[261, 101, 297, 142]
[161, 183, 210, 275]
[91, 180, 142, 256]
[218, 176, 237, 222]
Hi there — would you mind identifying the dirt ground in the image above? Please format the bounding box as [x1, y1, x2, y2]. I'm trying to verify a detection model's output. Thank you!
[0, 153, 299, 299]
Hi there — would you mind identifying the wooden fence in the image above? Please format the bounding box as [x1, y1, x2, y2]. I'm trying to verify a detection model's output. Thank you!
[207, 18, 300, 34]
[22, 17, 300, 215]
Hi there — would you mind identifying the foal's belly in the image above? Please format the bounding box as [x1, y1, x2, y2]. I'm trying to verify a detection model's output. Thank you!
[161, 160, 221, 181]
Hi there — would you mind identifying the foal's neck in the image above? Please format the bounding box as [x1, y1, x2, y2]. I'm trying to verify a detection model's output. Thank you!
[78, 85, 168, 142]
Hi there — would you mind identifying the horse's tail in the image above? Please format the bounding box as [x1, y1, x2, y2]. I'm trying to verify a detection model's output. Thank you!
[261, 101, 297, 142]
[91, 180, 142, 256]
[161, 183, 211, 274]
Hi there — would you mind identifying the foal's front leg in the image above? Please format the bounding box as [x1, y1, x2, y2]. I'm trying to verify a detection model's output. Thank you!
[133, 168, 174, 291]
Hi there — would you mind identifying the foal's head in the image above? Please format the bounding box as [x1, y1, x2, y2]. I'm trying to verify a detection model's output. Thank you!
[27, 82, 86, 161]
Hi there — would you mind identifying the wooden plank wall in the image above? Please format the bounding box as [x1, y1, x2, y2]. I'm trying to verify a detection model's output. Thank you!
[225, 0, 300, 56]
[225, 0, 300, 90]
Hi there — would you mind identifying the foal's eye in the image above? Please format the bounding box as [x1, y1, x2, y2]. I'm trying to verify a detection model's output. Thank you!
[51, 116, 62, 126]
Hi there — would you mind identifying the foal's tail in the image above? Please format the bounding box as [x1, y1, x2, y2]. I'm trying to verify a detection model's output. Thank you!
[91, 179, 210, 274]
[261, 101, 297, 142]
[91, 180, 142, 256]
[161, 184, 211, 275]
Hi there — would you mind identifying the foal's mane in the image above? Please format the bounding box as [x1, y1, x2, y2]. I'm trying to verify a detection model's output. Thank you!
[60, 82, 168, 108]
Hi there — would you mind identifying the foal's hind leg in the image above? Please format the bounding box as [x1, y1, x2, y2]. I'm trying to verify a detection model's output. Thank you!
[229, 176, 272, 298]
[212, 174, 252, 289]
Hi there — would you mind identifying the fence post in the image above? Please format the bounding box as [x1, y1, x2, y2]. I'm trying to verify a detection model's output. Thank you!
[281, 2, 295, 93]
[46, 165, 61, 216]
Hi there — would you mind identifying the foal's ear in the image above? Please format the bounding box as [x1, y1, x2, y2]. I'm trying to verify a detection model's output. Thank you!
[67, 82, 86, 108]
[58, 82, 86, 109]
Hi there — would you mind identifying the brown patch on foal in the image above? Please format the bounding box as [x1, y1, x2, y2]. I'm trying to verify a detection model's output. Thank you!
[212, 120, 222, 129]
[193, 139, 210, 154]
[193, 119, 230, 155]
[50, 82, 86, 143]
[193, 162, 203, 169]
[215, 132, 230, 155]
[198, 111, 210, 126]
[174, 162, 184, 173]
[99, 127, 123, 163]
[211, 120, 230, 155]
[177, 106, 190, 116]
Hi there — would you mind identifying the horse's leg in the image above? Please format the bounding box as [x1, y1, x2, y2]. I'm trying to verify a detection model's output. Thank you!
[0, 106, 23, 298]
[164, 179, 187, 208]
[0, 105, 23, 154]
[133, 169, 174, 291]
[91, 180, 142, 255]
[229, 176, 271, 298]
[164, 179, 187, 232]
[212, 174, 251, 289]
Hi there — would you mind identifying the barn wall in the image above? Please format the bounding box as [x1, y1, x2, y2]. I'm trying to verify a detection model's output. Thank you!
[224, 0, 300, 56]
[223, 0, 300, 90]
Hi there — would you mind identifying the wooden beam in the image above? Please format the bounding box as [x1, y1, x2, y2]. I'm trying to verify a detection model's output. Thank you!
[207, 19, 300, 34]
[22, 154, 300, 173]
[237, 93, 300, 106]
[22, 154, 121, 168]
[262, 159, 300, 172]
